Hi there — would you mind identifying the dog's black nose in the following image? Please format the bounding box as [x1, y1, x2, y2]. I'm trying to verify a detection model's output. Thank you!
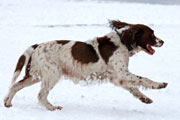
[160, 40, 164, 45]
[159, 40, 164, 46]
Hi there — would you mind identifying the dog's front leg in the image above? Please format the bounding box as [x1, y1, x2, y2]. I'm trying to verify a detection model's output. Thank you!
[116, 73, 168, 89]
[113, 68, 167, 89]
[123, 86, 153, 104]
[110, 57, 168, 89]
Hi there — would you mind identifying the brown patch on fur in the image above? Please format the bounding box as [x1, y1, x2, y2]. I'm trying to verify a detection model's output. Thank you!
[62, 68, 70, 76]
[109, 20, 129, 29]
[15, 55, 26, 72]
[119, 80, 124, 85]
[71, 42, 99, 64]
[56, 40, 70, 45]
[31, 44, 39, 49]
[137, 76, 142, 79]
[97, 36, 118, 64]
[62, 68, 74, 78]
[120, 26, 140, 51]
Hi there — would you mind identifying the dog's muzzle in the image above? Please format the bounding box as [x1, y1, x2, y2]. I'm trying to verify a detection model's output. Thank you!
[154, 37, 164, 47]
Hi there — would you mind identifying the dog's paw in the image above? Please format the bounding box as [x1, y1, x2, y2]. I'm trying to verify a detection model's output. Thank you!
[140, 97, 153, 104]
[4, 97, 12, 108]
[54, 106, 63, 110]
[47, 106, 63, 111]
[157, 82, 168, 89]
[4, 102, 12, 108]
[152, 82, 168, 89]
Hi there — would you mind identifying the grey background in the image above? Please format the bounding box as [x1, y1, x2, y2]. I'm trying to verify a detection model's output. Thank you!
[73, 0, 180, 5]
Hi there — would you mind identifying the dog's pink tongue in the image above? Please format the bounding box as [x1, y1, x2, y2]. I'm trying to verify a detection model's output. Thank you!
[146, 44, 155, 54]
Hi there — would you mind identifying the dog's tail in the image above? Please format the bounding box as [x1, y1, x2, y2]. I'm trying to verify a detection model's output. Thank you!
[10, 44, 39, 86]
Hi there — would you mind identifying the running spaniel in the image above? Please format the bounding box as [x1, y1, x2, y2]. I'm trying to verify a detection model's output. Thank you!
[4, 20, 167, 111]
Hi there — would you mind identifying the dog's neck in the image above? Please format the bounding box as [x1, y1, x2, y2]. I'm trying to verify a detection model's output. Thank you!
[114, 26, 130, 49]
[114, 26, 138, 57]
[114, 26, 130, 38]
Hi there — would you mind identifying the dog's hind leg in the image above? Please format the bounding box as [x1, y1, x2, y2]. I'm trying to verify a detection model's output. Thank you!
[38, 67, 62, 111]
[123, 87, 153, 104]
[4, 76, 40, 107]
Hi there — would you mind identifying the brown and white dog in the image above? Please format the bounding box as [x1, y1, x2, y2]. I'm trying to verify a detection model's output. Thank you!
[4, 20, 168, 111]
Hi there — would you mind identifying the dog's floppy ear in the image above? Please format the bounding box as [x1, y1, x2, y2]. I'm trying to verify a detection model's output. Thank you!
[121, 27, 143, 51]
[109, 20, 129, 29]
[133, 27, 144, 40]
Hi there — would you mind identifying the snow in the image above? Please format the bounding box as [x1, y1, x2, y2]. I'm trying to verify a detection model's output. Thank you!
[0, 0, 180, 120]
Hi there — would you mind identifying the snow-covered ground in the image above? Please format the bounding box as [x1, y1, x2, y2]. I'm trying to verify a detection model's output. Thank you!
[0, 0, 180, 120]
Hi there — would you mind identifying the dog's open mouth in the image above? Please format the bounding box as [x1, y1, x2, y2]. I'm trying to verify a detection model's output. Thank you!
[144, 44, 155, 55]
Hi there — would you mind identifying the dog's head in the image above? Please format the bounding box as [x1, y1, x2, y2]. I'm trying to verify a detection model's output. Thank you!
[110, 20, 164, 55]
